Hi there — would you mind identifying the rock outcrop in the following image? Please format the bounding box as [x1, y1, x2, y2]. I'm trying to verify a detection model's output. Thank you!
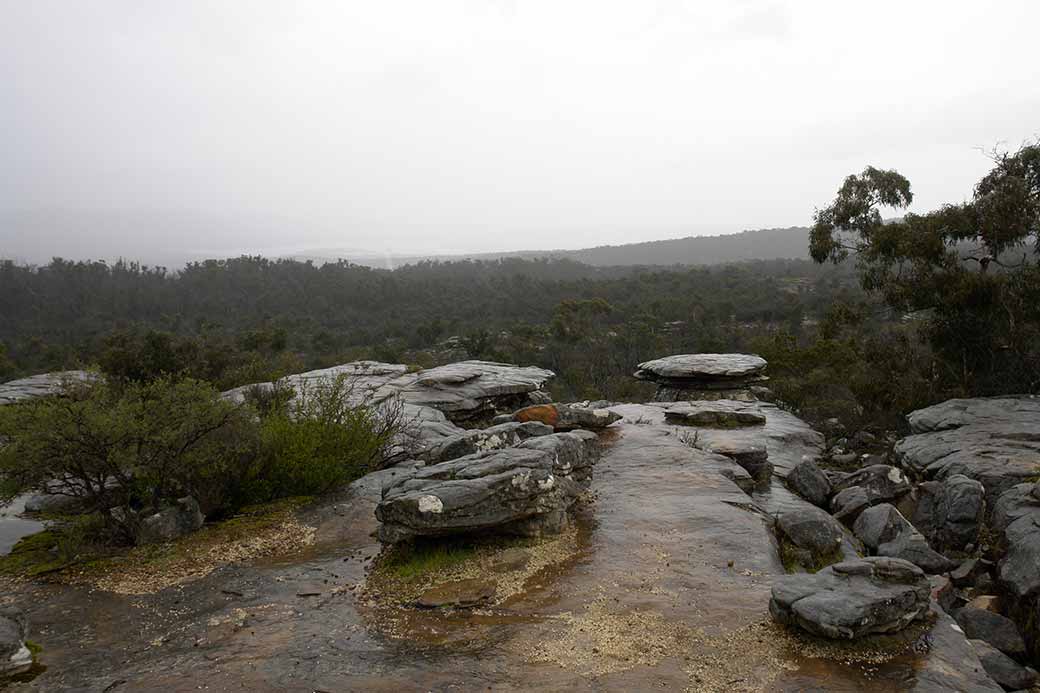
[375, 431, 596, 543]
[0, 370, 96, 406]
[511, 403, 621, 431]
[896, 396, 1040, 502]
[663, 399, 767, 427]
[137, 496, 205, 545]
[770, 556, 931, 639]
[634, 353, 768, 402]
[0, 608, 32, 678]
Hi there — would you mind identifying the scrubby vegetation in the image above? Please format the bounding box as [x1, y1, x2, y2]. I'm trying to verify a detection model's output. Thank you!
[0, 373, 413, 547]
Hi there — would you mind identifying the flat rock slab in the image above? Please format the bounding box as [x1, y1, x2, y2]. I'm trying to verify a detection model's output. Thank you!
[896, 396, 1040, 502]
[0, 370, 96, 405]
[664, 400, 767, 427]
[415, 578, 498, 609]
[769, 556, 931, 639]
[634, 353, 767, 382]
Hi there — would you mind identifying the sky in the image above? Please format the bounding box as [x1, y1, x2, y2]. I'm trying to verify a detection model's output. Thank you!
[1, 1, 1038, 264]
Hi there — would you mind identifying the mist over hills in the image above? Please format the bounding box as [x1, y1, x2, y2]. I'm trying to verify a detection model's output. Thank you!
[0, 208, 811, 269]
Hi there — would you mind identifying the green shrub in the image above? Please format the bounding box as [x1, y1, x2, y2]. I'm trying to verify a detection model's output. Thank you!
[239, 375, 414, 504]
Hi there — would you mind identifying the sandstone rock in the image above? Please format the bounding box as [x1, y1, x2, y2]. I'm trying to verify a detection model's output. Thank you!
[663, 400, 766, 427]
[635, 353, 767, 381]
[0, 370, 96, 406]
[375, 432, 596, 543]
[877, 530, 956, 575]
[137, 496, 204, 544]
[423, 421, 552, 464]
[853, 503, 913, 550]
[832, 464, 912, 505]
[0, 608, 31, 678]
[897, 396, 1040, 502]
[969, 639, 1037, 690]
[786, 458, 832, 508]
[693, 438, 772, 483]
[511, 403, 621, 431]
[398, 361, 555, 422]
[777, 507, 844, 563]
[769, 556, 931, 639]
[956, 607, 1028, 658]
[415, 578, 497, 609]
[909, 604, 1004, 693]
[934, 475, 986, 551]
[832, 486, 871, 524]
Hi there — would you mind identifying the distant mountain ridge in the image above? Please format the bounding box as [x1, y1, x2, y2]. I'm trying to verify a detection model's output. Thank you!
[486, 226, 811, 267]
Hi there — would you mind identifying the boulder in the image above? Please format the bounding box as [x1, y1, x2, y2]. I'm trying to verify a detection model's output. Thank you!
[423, 421, 552, 464]
[832, 464, 912, 505]
[693, 439, 772, 483]
[877, 531, 956, 575]
[777, 507, 845, 563]
[511, 403, 621, 431]
[663, 400, 767, 428]
[853, 503, 913, 550]
[897, 397, 1040, 503]
[769, 556, 931, 639]
[786, 458, 832, 508]
[634, 353, 768, 402]
[137, 496, 205, 545]
[956, 608, 1028, 658]
[375, 432, 596, 543]
[0, 608, 31, 678]
[635, 353, 767, 382]
[831, 486, 871, 524]
[969, 639, 1038, 690]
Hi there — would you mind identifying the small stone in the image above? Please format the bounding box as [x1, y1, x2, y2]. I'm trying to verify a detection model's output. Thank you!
[415, 578, 497, 609]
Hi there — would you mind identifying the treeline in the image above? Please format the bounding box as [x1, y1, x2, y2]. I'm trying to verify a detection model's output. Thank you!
[0, 254, 860, 380]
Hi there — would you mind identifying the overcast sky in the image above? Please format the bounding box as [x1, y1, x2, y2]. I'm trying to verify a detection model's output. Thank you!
[1, 1, 1038, 263]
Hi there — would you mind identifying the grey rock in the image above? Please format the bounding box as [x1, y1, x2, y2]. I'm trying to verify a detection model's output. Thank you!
[769, 556, 931, 639]
[832, 464, 912, 505]
[511, 402, 621, 431]
[877, 530, 956, 575]
[909, 603, 1003, 693]
[786, 458, 832, 508]
[424, 421, 552, 464]
[956, 608, 1027, 658]
[375, 432, 596, 543]
[897, 396, 1040, 502]
[832, 486, 871, 524]
[853, 503, 912, 550]
[137, 496, 205, 545]
[635, 353, 767, 381]
[663, 400, 767, 427]
[0, 609, 31, 678]
[693, 438, 772, 482]
[0, 370, 96, 406]
[777, 506, 845, 562]
[1000, 513, 1040, 602]
[969, 639, 1037, 690]
[928, 474, 986, 552]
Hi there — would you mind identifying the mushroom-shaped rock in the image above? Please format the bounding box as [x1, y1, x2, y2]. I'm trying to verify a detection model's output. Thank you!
[769, 556, 931, 639]
[663, 400, 767, 428]
[635, 354, 767, 382]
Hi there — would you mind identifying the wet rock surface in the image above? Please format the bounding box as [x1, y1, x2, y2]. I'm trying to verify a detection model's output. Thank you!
[634, 353, 769, 402]
[769, 557, 931, 639]
[969, 639, 1038, 690]
[663, 399, 767, 427]
[375, 432, 597, 543]
[956, 608, 1028, 658]
[1, 381, 1026, 691]
[510, 402, 622, 430]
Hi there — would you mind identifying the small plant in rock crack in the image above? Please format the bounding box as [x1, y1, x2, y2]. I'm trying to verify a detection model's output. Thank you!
[677, 429, 700, 448]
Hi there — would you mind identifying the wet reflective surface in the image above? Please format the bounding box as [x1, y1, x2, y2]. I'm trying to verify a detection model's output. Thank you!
[3, 406, 964, 691]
